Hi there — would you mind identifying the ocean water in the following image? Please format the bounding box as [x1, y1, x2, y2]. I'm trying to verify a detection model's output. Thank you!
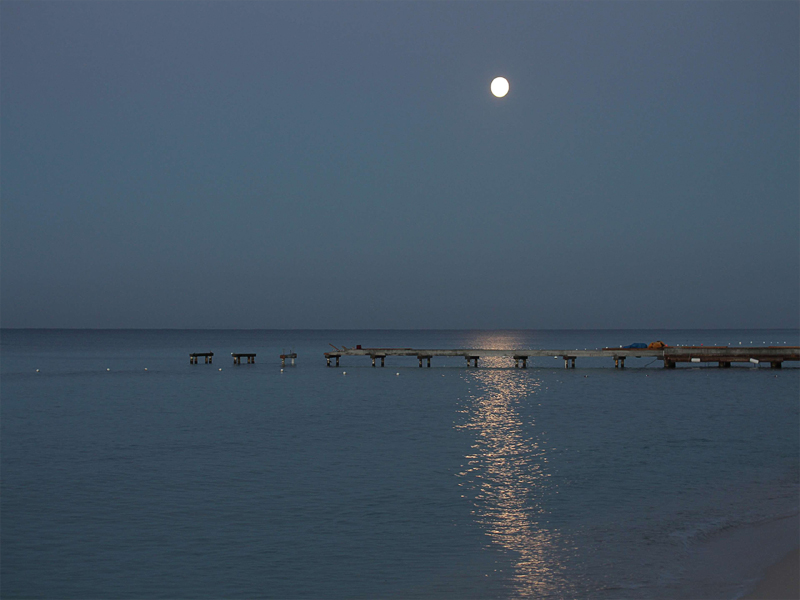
[1, 329, 798, 599]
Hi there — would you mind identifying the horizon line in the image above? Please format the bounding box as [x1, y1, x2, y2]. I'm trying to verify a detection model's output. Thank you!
[2, 327, 799, 332]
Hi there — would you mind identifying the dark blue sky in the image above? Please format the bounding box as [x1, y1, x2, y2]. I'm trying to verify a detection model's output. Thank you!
[2, 1, 798, 329]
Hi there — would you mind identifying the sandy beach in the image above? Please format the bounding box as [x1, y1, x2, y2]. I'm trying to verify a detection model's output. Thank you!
[742, 548, 799, 600]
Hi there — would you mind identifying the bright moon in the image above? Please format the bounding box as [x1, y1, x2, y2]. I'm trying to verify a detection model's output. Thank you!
[491, 77, 509, 98]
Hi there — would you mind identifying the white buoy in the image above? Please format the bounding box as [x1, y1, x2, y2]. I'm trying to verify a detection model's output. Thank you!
[343, 371, 347, 375]
[280, 369, 284, 373]
[107, 368, 110, 371]
[396, 373, 400, 376]
[36, 369, 39, 372]
[219, 368, 222, 371]
[144, 368, 148, 371]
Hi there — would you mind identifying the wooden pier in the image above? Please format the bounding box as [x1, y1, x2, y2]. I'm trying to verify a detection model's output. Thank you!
[660, 346, 799, 369]
[232, 353, 256, 365]
[280, 353, 297, 367]
[324, 347, 799, 369]
[190, 352, 214, 364]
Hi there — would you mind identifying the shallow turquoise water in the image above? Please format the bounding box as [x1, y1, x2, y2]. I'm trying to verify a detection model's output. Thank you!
[2, 329, 798, 598]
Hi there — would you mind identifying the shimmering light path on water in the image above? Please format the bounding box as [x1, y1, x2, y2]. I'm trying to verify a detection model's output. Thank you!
[2, 329, 798, 599]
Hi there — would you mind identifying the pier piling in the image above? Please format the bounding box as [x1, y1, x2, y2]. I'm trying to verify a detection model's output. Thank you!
[232, 353, 256, 365]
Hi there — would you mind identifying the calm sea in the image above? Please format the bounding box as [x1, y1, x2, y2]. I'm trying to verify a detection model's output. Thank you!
[2, 329, 798, 599]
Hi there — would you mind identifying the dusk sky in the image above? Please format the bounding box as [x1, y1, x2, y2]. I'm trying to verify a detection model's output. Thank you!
[2, 1, 798, 329]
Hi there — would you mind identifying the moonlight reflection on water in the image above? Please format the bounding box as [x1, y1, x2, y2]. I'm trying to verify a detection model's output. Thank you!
[457, 353, 573, 598]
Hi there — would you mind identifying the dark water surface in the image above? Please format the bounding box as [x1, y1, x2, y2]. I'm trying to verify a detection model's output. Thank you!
[2, 329, 798, 599]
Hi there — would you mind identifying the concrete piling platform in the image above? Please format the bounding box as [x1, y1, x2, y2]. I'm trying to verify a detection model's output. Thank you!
[190, 352, 214, 364]
[232, 353, 256, 365]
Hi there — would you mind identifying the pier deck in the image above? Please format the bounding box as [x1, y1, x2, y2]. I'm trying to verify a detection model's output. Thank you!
[324, 347, 799, 369]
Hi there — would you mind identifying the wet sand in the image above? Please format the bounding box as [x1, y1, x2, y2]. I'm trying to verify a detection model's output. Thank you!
[681, 513, 798, 599]
[741, 548, 799, 600]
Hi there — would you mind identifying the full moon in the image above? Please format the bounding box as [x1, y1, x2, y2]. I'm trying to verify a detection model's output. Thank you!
[491, 76, 509, 98]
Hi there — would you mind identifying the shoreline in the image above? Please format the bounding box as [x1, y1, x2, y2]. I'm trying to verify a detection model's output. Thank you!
[681, 512, 799, 599]
[741, 548, 800, 600]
